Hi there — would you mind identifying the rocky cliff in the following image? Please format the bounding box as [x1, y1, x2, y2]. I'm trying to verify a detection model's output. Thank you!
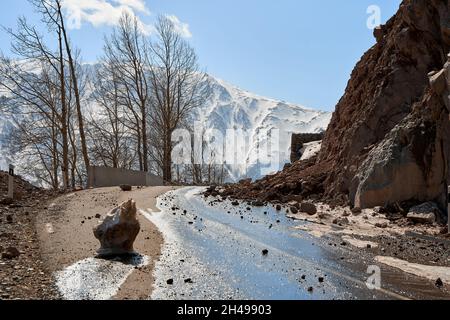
[222, 0, 450, 220]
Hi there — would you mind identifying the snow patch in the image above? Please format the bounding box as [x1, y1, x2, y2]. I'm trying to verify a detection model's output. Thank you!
[375, 256, 450, 284]
[55, 255, 149, 300]
[300, 140, 322, 161]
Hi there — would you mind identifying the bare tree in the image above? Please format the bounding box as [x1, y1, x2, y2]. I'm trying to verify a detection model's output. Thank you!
[0, 13, 70, 186]
[0, 1, 88, 190]
[147, 15, 209, 182]
[87, 61, 137, 169]
[103, 12, 150, 171]
[0, 55, 64, 190]
[30, 0, 91, 173]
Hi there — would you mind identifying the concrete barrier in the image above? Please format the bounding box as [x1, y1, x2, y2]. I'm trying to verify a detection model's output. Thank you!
[88, 166, 164, 188]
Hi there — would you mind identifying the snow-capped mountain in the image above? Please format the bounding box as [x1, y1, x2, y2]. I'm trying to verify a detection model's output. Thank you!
[0, 63, 331, 181]
[194, 75, 331, 181]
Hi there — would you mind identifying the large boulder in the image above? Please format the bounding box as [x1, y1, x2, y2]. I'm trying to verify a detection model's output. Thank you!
[93, 200, 140, 257]
[351, 54, 450, 214]
[407, 202, 439, 224]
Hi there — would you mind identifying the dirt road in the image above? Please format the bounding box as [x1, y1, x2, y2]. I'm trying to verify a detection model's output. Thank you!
[37, 186, 176, 300]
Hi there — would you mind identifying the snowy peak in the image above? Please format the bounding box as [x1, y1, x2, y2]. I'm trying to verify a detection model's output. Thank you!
[194, 74, 331, 181]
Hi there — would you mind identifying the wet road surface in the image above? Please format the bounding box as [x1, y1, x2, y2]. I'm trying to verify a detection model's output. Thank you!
[142, 187, 450, 300]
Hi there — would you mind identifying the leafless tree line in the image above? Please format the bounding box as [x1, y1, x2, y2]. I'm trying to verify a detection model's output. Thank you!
[0, 1, 226, 189]
[0, 0, 88, 190]
[87, 13, 223, 184]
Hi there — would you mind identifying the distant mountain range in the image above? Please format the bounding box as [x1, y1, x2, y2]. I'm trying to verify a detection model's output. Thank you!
[0, 63, 331, 181]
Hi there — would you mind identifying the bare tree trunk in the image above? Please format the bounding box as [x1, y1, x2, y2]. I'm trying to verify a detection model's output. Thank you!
[58, 27, 69, 191]
[56, 1, 90, 173]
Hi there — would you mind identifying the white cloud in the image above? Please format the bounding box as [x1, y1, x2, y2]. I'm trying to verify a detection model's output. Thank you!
[62, 0, 191, 37]
[166, 15, 192, 38]
[112, 0, 150, 14]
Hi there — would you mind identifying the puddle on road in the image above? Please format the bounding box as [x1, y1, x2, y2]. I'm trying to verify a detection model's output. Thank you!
[143, 187, 377, 300]
[55, 255, 149, 300]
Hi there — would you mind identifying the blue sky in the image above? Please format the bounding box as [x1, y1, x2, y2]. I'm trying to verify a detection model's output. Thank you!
[0, 0, 401, 111]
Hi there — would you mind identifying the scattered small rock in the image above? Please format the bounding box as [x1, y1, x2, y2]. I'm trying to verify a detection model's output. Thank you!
[300, 202, 317, 215]
[375, 222, 388, 229]
[351, 207, 362, 215]
[290, 206, 299, 214]
[332, 217, 349, 225]
[1, 247, 20, 259]
[0, 198, 13, 206]
[252, 200, 264, 207]
[119, 184, 132, 192]
[435, 278, 444, 288]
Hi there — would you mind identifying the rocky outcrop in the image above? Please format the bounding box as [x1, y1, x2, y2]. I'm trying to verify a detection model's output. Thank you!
[93, 200, 140, 257]
[221, 0, 450, 221]
[319, 0, 450, 202]
[351, 55, 450, 215]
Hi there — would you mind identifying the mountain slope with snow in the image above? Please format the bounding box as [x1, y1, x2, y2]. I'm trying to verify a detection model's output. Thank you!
[0, 64, 331, 181]
[194, 75, 331, 181]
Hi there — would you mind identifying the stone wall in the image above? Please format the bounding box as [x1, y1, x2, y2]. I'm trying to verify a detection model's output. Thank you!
[290, 133, 324, 163]
[87, 166, 164, 188]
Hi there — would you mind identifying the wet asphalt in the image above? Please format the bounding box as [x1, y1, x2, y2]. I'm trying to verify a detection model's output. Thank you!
[144, 187, 450, 300]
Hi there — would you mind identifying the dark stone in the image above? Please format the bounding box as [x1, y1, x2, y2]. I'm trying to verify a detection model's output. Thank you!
[166, 279, 174, 285]
[435, 278, 444, 288]
[262, 249, 269, 256]
[318, 277, 324, 283]
[375, 222, 388, 229]
[252, 200, 264, 207]
[119, 184, 132, 192]
[1, 247, 20, 259]
[6, 215, 13, 223]
[290, 206, 299, 214]
[184, 278, 194, 284]
[300, 202, 317, 215]
[0, 198, 13, 206]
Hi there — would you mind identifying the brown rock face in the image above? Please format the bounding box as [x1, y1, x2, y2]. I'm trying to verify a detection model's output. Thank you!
[221, 0, 450, 219]
[351, 60, 450, 213]
[319, 0, 450, 201]
[93, 200, 140, 256]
